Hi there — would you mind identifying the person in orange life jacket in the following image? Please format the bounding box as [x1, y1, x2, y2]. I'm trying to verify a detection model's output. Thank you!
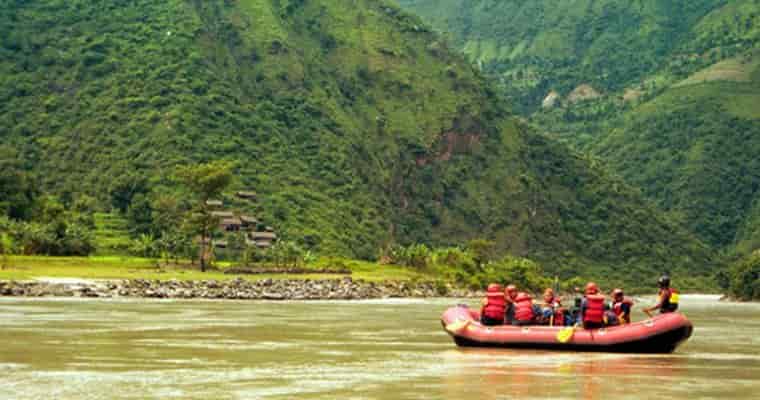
[610, 288, 634, 324]
[512, 291, 536, 326]
[480, 283, 506, 326]
[644, 275, 679, 315]
[504, 284, 518, 324]
[540, 288, 564, 325]
[580, 282, 606, 330]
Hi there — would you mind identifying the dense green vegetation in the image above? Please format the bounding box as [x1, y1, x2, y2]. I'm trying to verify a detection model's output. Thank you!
[0, 198, 96, 257]
[399, 0, 760, 270]
[728, 250, 760, 300]
[595, 77, 760, 250]
[398, 0, 759, 112]
[0, 0, 718, 288]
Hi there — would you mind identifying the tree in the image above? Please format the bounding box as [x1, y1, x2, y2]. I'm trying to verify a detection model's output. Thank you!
[227, 231, 248, 264]
[151, 194, 183, 235]
[131, 233, 159, 259]
[0, 146, 39, 221]
[158, 231, 188, 265]
[175, 161, 234, 271]
[126, 193, 154, 235]
[0, 222, 16, 270]
[467, 239, 496, 268]
[729, 251, 760, 301]
[109, 172, 149, 214]
[71, 195, 97, 229]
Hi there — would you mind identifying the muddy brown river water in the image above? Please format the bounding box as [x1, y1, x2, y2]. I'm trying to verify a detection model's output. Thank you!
[1, 295, 759, 399]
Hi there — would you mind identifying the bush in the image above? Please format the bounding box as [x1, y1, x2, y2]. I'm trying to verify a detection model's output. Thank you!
[729, 251, 760, 301]
[262, 241, 306, 268]
[389, 244, 431, 269]
[1, 218, 17, 269]
[63, 223, 96, 256]
[130, 234, 159, 258]
[8, 218, 95, 257]
[431, 247, 477, 272]
[466, 239, 496, 267]
[474, 256, 551, 294]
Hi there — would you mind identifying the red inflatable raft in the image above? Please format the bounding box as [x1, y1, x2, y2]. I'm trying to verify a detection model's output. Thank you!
[441, 305, 693, 353]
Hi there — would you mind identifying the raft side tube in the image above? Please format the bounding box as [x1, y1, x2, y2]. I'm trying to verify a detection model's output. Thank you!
[440, 305, 693, 354]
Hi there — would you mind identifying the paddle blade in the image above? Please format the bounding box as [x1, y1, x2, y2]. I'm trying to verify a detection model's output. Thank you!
[556, 326, 575, 343]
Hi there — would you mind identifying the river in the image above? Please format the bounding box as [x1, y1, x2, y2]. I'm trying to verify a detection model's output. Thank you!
[1, 295, 758, 399]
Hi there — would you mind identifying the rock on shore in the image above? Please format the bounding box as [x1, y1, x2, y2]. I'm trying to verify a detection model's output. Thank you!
[0, 278, 480, 300]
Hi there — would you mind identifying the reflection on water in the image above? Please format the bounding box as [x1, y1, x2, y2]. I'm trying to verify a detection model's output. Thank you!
[0, 296, 758, 399]
[440, 349, 689, 399]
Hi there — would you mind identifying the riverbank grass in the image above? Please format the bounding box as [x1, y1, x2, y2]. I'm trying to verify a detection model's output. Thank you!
[0, 256, 427, 282]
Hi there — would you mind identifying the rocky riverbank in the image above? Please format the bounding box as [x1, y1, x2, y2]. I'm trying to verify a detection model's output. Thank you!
[0, 278, 481, 300]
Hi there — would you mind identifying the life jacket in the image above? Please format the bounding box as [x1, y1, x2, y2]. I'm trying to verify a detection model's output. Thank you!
[661, 288, 679, 313]
[482, 287, 506, 320]
[583, 294, 606, 324]
[612, 297, 634, 323]
[553, 308, 566, 326]
[514, 292, 535, 322]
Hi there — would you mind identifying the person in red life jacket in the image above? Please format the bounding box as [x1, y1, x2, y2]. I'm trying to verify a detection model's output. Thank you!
[580, 282, 606, 330]
[504, 284, 518, 324]
[610, 288, 634, 324]
[512, 291, 536, 326]
[479, 283, 506, 326]
[539, 288, 564, 325]
[644, 275, 680, 315]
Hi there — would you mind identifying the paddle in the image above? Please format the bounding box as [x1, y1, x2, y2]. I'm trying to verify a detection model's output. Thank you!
[557, 324, 578, 343]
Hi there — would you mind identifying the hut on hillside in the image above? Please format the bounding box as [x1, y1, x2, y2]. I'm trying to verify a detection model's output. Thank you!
[206, 199, 223, 208]
[235, 191, 257, 201]
[220, 217, 242, 232]
[240, 215, 259, 229]
[211, 211, 235, 218]
[250, 231, 278, 249]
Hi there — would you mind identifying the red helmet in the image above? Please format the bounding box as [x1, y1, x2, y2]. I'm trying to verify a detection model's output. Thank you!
[505, 284, 518, 298]
[612, 288, 624, 299]
[585, 282, 599, 295]
[487, 283, 503, 293]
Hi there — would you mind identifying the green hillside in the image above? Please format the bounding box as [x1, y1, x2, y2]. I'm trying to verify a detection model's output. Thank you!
[595, 72, 760, 249]
[398, 0, 759, 111]
[735, 197, 760, 256]
[400, 0, 760, 257]
[0, 0, 715, 285]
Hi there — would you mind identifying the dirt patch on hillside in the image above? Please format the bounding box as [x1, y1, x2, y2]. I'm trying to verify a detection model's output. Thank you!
[567, 84, 601, 103]
[623, 88, 644, 102]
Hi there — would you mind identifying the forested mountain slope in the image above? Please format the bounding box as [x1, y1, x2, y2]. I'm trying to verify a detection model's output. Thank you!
[0, 0, 714, 284]
[399, 0, 760, 256]
[594, 51, 760, 251]
[398, 0, 759, 111]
